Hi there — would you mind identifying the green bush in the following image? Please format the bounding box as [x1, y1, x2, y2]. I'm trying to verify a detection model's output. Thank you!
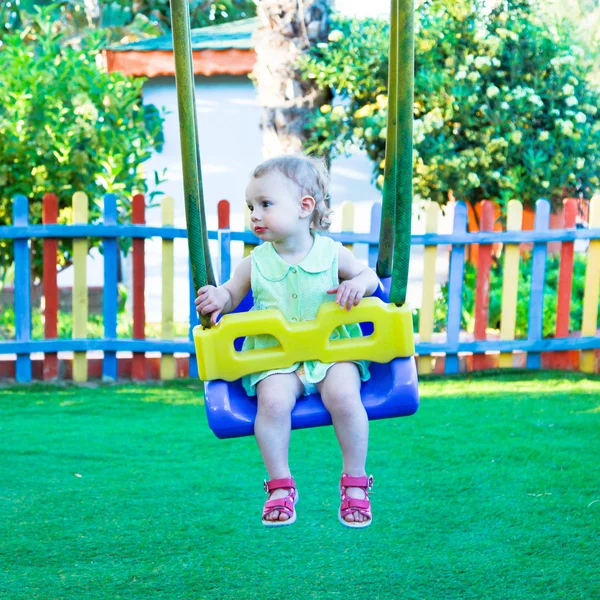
[132, 0, 256, 30]
[1, 0, 256, 41]
[299, 0, 600, 211]
[0, 282, 190, 340]
[0, 8, 164, 282]
[420, 251, 597, 338]
[0, 307, 190, 340]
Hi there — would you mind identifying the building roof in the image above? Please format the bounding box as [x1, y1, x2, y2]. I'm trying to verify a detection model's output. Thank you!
[104, 17, 257, 78]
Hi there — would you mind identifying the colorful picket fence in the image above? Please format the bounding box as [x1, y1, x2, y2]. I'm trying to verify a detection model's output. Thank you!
[0, 192, 599, 383]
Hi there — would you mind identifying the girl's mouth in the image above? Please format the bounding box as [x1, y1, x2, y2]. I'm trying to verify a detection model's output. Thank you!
[254, 227, 267, 233]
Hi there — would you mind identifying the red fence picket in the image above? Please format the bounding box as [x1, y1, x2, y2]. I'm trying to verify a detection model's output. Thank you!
[42, 193, 59, 380]
[473, 201, 495, 371]
[132, 194, 146, 380]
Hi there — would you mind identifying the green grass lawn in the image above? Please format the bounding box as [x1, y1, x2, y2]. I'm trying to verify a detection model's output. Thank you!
[1, 371, 599, 599]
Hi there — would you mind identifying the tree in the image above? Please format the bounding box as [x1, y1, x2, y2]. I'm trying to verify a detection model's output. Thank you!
[1, 0, 165, 47]
[548, 0, 600, 83]
[252, 0, 333, 157]
[1, 1, 257, 44]
[133, 0, 256, 30]
[0, 8, 164, 284]
[299, 0, 600, 211]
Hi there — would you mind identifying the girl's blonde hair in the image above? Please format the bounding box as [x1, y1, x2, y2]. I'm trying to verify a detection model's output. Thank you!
[250, 154, 333, 231]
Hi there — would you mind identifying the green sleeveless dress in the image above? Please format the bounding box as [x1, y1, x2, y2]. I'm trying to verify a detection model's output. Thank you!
[241, 233, 371, 396]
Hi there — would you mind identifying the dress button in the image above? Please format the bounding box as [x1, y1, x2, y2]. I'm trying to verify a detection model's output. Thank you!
[292, 294, 298, 299]
[291, 268, 297, 273]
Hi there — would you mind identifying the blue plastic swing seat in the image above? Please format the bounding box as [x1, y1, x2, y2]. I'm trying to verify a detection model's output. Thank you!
[204, 278, 419, 439]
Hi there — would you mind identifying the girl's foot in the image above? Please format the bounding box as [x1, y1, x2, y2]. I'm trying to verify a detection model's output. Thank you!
[263, 487, 294, 522]
[339, 474, 373, 528]
[343, 486, 369, 523]
[262, 477, 298, 527]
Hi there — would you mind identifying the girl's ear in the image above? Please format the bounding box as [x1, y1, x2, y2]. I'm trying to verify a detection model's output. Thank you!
[300, 195, 316, 218]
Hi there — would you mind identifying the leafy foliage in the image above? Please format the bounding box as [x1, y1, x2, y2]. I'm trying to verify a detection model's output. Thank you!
[0, 8, 164, 280]
[1, 1, 163, 45]
[299, 0, 600, 210]
[1, 0, 257, 42]
[424, 251, 597, 338]
[132, 0, 256, 31]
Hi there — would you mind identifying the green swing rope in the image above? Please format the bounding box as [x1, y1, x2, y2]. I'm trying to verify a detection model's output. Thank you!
[377, 0, 414, 307]
[171, 0, 413, 320]
[170, 0, 216, 329]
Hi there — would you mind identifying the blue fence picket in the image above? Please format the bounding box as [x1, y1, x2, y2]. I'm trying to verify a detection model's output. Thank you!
[188, 264, 199, 379]
[369, 203, 382, 269]
[2, 222, 599, 244]
[526, 199, 551, 369]
[218, 230, 231, 284]
[2, 332, 596, 356]
[445, 202, 468, 374]
[13, 195, 32, 382]
[102, 194, 119, 380]
[217, 200, 231, 285]
[2, 339, 195, 353]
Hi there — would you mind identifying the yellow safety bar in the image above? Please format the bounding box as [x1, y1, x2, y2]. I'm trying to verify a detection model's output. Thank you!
[193, 297, 415, 381]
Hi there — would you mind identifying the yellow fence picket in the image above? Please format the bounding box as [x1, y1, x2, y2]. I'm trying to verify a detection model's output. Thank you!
[72, 192, 88, 382]
[499, 200, 523, 368]
[341, 202, 355, 252]
[161, 196, 176, 380]
[243, 205, 252, 258]
[580, 194, 600, 373]
[418, 202, 440, 374]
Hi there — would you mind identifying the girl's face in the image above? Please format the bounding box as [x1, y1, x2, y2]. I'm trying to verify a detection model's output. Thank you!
[245, 170, 314, 242]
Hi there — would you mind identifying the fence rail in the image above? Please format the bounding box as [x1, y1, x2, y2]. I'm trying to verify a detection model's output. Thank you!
[0, 192, 599, 382]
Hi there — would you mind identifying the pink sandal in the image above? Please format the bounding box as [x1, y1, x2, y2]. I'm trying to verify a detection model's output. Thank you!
[262, 477, 299, 527]
[339, 474, 374, 528]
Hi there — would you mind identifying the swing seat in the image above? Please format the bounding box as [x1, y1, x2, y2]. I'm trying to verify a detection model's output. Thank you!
[203, 278, 419, 439]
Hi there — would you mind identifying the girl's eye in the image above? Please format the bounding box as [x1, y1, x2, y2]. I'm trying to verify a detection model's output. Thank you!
[247, 205, 254, 212]
[262, 201, 271, 208]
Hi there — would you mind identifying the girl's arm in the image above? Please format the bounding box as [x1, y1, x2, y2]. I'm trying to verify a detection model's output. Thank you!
[195, 256, 251, 324]
[327, 246, 380, 311]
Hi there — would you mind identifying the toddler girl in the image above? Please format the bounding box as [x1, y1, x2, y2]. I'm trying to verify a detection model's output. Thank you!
[195, 155, 379, 528]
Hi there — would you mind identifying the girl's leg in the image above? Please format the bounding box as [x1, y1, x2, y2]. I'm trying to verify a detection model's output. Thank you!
[255, 372, 303, 522]
[317, 362, 370, 523]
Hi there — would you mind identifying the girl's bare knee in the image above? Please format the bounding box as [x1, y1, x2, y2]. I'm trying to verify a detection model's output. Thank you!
[257, 393, 295, 419]
[322, 390, 362, 417]
[256, 374, 300, 419]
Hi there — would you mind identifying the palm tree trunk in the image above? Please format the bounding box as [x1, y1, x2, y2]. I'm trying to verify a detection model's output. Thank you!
[252, 0, 332, 157]
[83, 0, 101, 27]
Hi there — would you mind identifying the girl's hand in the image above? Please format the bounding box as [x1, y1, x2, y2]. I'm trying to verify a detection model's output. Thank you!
[327, 280, 367, 311]
[195, 285, 230, 325]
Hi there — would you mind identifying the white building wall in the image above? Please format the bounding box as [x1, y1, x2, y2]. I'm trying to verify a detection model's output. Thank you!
[60, 69, 446, 325]
[134, 74, 388, 323]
